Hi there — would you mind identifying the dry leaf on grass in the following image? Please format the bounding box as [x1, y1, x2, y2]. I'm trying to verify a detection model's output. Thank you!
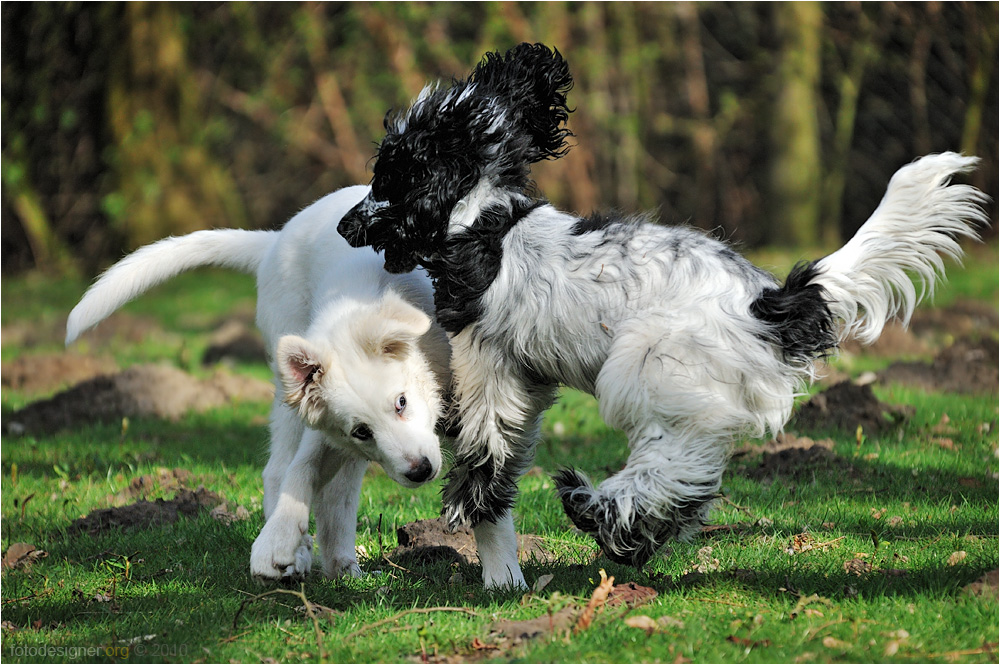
[947, 551, 968, 566]
[607, 581, 657, 608]
[1, 543, 47, 571]
[574, 569, 614, 632]
[822, 636, 852, 650]
[624, 615, 659, 635]
[727, 635, 771, 649]
[843, 558, 872, 576]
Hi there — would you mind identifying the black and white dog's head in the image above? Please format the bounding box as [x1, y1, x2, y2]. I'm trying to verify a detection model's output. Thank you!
[339, 43, 573, 273]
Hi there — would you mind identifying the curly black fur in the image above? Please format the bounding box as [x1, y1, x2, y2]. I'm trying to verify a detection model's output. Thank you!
[338, 43, 574, 274]
[430, 199, 544, 334]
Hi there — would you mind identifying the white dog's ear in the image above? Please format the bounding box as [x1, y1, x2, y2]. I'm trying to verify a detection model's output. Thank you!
[276, 335, 325, 415]
[359, 293, 432, 360]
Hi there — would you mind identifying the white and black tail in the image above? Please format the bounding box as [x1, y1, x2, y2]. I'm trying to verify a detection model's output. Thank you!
[66, 229, 276, 345]
[755, 152, 989, 363]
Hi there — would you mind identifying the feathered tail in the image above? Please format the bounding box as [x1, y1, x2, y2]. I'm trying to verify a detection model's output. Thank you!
[66, 229, 276, 344]
[812, 152, 989, 345]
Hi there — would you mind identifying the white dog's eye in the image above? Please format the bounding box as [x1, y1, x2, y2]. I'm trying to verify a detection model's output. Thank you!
[395, 394, 407, 415]
[351, 424, 374, 441]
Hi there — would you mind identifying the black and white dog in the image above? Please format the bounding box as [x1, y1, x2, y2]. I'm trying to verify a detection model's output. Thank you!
[338, 44, 989, 589]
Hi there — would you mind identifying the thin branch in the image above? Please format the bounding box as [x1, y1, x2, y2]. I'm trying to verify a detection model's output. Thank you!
[344, 607, 481, 642]
[232, 585, 327, 661]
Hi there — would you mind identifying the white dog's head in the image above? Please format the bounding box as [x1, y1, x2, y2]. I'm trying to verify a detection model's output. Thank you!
[275, 292, 445, 488]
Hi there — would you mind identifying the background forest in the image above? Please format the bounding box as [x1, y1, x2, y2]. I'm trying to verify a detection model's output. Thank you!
[2, 1, 998, 276]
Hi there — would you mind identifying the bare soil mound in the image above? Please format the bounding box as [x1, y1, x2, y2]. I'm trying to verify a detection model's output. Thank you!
[5, 364, 273, 435]
[390, 517, 556, 567]
[878, 338, 998, 395]
[201, 318, 267, 366]
[791, 381, 913, 435]
[1, 353, 118, 395]
[66, 487, 225, 536]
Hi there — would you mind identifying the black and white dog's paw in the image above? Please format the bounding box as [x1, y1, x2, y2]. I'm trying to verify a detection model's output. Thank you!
[554, 467, 711, 569]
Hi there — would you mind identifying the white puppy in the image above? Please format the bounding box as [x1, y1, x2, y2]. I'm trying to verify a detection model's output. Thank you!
[66, 186, 452, 580]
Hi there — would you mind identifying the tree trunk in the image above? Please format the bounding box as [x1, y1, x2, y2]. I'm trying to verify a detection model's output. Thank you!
[768, 2, 823, 247]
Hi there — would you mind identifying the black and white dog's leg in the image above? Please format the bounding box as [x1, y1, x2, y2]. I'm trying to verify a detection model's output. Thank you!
[251, 428, 342, 580]
[555, 318, 735, 568]
[555, 423, 725, 568]
[314, 457, 368, 579]
[441, 332, 557, 589]
[262, 395, 304, 519]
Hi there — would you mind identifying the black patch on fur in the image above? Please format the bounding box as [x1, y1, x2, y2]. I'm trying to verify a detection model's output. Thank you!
[571, 211, 623, 236]
[430, 199, 544, 334]
[750, 261, 838, 365]
[441, 457, 519, 527]
[554, 468, 714, 569]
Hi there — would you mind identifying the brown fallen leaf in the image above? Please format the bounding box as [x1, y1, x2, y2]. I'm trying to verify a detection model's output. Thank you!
[470, 637, 498, 651]
[658, 615, 685, 629]
[822, 636, 852, 650]
[624, 615, 659, 635]
[2, 543, 47, 571]
[947, 551, 968, 566]
[727, 635, 771, 649]
[843, 558, 872, 576]
[574, 569, 614, 632]
[607, 582, 657, 608]
[492, 606, 576, 642]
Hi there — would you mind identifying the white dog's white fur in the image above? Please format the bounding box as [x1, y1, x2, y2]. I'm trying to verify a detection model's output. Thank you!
[66, 186, 451, 580]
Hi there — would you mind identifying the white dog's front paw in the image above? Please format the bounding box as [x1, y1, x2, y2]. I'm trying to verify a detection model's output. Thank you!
[251, 518, 310, 580]
[323, 556, 363, 579]
[280, 534, 314, 579]
[482, 565, 527, 591]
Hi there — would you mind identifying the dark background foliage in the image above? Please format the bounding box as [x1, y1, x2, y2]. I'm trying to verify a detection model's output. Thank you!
[2, 2, 996, 276]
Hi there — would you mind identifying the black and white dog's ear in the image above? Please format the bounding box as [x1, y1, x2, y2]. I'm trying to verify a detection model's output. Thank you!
[471, 42, 574, 163]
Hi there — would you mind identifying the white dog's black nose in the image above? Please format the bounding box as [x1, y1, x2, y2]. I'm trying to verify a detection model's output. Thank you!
[404, 456, 434, 483]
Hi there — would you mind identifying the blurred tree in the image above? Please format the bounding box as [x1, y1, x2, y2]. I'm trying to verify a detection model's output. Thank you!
[1, 2, 995, 275]
[768, 1, 823, 247]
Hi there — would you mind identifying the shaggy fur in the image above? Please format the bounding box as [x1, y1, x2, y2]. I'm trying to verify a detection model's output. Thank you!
[338, 43, 990, 589]
[67, 186, 452, 581]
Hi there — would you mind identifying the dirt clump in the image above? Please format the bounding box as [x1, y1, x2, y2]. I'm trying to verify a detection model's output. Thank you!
[66, 487, 225, 536]
[201, 318, 267, 366]
[791, 381, 913, 435]
[1, 353, 119, 395]
[878, 337, 998, 395]
[5, 364, 274, 435]
[390, 517, 556, 567]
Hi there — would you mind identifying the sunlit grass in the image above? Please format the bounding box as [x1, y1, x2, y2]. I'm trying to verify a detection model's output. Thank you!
[1, 244, 996, 662]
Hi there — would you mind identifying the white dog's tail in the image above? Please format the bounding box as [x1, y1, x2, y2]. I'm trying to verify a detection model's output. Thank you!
[66, 229, 276, 344]
[812, 152, 988, 345]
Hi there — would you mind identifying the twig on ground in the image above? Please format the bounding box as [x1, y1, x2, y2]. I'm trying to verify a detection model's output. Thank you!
[344, 607, 481, 641]
[719, 495, 758, 520]
[232, 584, 327, 661]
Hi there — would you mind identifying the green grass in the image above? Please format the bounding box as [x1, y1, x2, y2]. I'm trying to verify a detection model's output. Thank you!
[1, 244, 997, 663]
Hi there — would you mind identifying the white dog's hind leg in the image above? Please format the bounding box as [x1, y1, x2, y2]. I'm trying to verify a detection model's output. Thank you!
[475, 512, 526, 590]
[315, 457, 368, 579]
